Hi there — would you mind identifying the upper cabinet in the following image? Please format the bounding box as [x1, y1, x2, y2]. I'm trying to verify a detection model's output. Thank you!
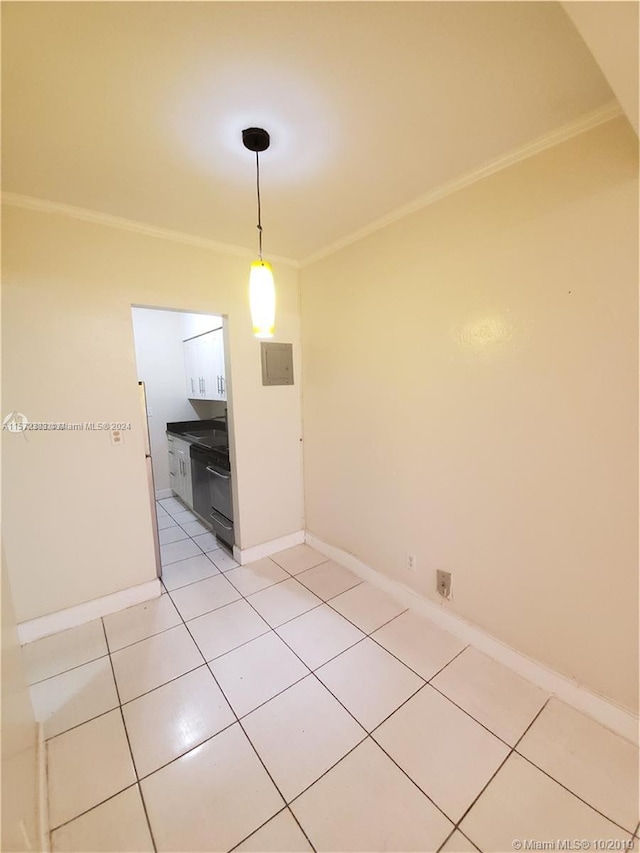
[184, 328, 226, 401]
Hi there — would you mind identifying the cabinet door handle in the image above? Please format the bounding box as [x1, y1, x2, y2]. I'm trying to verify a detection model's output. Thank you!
[190, 378, 194, 394]
[206, 466, 230, 479]
[221, 376, 225, 395]
[209, 511, 232, 530]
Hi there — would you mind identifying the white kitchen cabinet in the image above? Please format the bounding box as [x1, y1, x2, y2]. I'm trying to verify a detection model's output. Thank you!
[183, 328, 226, 401]
[167, 434, 193, 509]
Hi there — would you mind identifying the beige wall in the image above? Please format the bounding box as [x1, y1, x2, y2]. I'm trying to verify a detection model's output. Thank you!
[1, 557, 39, 851]
[300, 117, 638, 713]
[2, 208, 304, 623]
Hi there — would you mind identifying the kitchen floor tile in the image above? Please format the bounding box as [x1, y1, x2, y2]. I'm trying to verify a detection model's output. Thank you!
[180, 518, 210, 537]
[329, 582, 406, 634]
[207, 548, 240, 571]
[439, 829, 481, 852]
[122, 666, 235, 778]
[225, 558, 290, 596]
[234, 809, 312, 852]
[156, 515, 178, 531]
[431, 646, 549, 745]
[191, 531, 220, 553]
[155, 504, 171, 519]
[291, 739, 453, 851]
[459, 752, 630, 850]
[517, 698, 639, 832]
[158, 497, 185, 514]
[111, 625, 203, 703]
[209, 632, 309, 717]
[50, 785, 154, 853]
[169, 508, 200, 525]
[159, 537, 201, 566]
[30, 656, 118, 739]
[158, 525, 188, 545]
[371, 610, 467, 680]
[373, 684, 510, 821]
[315, 638, 423, 731]
[243, 675, 365, 801]
[270, 544, 328, 575]
[187, 599, 270, 661]
[161, 553, 219, 590]
[276, 604, 366, 670]
[247, 578, 322, 628]
[22, 620, 108, 685]
[169, 573, 241, 621]
[295, 559, 362, 601]
[47, 709, 136, 829]
[103, 595, 181, 652]
[141, 723, 284, 852]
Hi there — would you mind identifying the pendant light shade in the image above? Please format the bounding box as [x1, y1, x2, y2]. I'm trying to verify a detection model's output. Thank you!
[249, 260, 275, 338]
[243, 127, 276, 339]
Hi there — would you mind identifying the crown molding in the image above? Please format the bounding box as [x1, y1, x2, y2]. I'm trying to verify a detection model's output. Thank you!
[300, 100, 624, 268]
[0, 192, 299, 269]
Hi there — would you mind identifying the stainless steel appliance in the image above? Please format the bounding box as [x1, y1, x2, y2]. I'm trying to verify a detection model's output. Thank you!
[190, 443, 234, 551]
[138, 381, 162, 578]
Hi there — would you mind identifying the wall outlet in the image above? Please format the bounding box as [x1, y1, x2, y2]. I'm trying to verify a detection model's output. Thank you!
[406, 554, 417, 572]
[110, 428, 124, 446]
[437, 570, 452, 600]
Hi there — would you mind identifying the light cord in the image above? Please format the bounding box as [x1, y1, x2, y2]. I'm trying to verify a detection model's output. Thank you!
[256, 151, 263, 261]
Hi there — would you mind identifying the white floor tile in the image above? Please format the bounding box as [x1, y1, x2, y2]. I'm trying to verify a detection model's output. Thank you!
[169, 573, 241, 621]
[141, 723, 284, 852]
[155, 505, 171, 520]
[156, 515, 178, 531]
[160, 537, 201, 566]
[270, 544, 328, 575]
[315, 638, 423, 731]
[460, 753, 630, 850]
[103, 595, 181, 652]
[372, 610, 466, 680]
[247, 578, 322, 628]
[235, 809, 312, 852]
[187, 599, 270, 661]
[158, 497, 185, 513]
[329, 582, 405, 634]
[373, 685, 510, 821]
[23, 620, 108, 686]
[431, 646, 548, 745]
[225, 558, 290, 596]
[161, 553, 219, 590]
[180, 519, 210, 537]
[291, 739, 453, 851]
[210, 632, 309, 718]
[111, 625, 203, 703]
[122, 666, 235, 778]
[158, 525, 188, 545]
[191, 531, 220, 553]
[518, 698, 639, 832]
[243, 675, 365, 801]
[276, 604, 366, 670]
[51, 785, 154, 852]
[30, 657, 118, 739]
[170, 508, 200, 525]
[439, 830, 480, 852]
[47, 709, 136, 829]
[207, 548, 240, 571]
[295, 559, 362, 601]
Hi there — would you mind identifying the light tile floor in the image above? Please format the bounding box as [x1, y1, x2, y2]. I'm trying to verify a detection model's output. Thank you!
[25, 497, 639, 852]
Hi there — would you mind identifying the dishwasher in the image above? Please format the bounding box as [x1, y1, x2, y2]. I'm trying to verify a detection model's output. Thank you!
[190, 443, 234, 552]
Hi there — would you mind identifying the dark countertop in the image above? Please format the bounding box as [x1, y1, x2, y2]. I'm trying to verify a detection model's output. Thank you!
[166, 418, 229, 464]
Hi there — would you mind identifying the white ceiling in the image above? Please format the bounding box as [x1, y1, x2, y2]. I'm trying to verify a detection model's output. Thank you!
[2, 2, 615, 263]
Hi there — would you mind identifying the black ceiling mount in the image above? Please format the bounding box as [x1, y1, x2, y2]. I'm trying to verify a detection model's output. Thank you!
[242, 127, 270, 153]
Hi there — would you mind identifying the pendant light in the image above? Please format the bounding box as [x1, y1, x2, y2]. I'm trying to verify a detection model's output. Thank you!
[243, 127, 275, 339]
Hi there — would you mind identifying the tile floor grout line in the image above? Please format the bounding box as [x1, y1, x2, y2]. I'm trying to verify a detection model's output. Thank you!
[450, 697, 552, 837]
[27, 651, 112, 688]
[511, 748, 637, 835]
[47, 780, 142, 835]
[100, 619, 159, 853]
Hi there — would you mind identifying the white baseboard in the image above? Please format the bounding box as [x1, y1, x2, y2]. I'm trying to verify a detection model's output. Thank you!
[37, 723, 50, 853]
[306, 533, 639, 746]
[155, 488, 173, 500]
[236, 530, 305, 565]
[18, 579, 161, 645]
